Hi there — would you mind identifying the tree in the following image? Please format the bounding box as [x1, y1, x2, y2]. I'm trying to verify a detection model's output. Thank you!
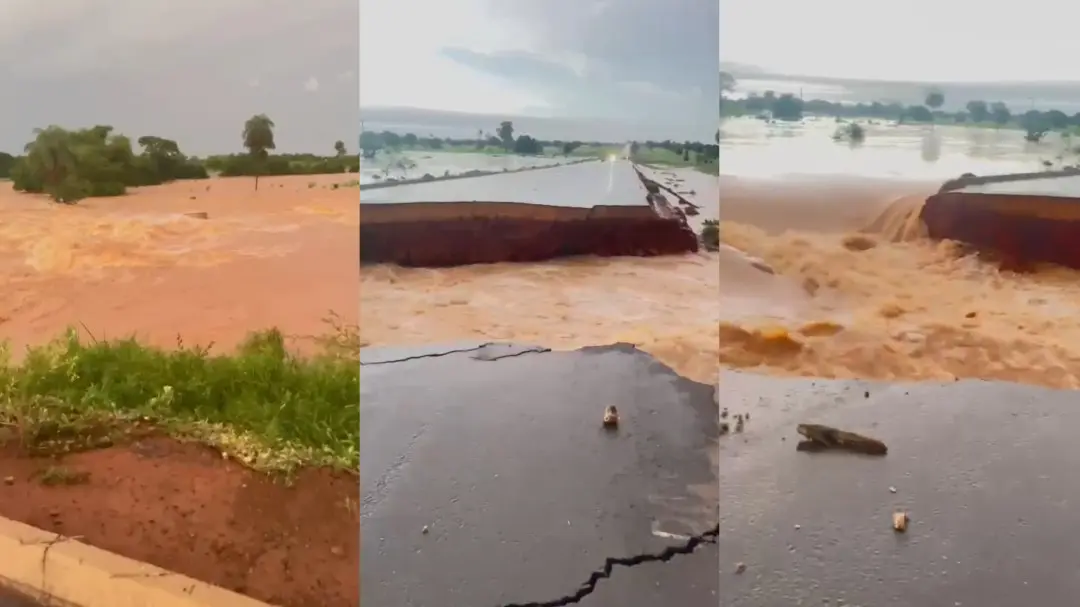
[22, 126, 78, 202]
[513, 134, 542, 155]
[771, 94, 804, 121]
[242, 114, 276, 190]
[990, 102, 1011, 127]
[1045, 110, 1069, 130]
[359, 131, 384, 158]
[720, 71, 737, 114]
[925, 91, 944, 111]
[966, 100, 989, 123]
[0, 152, 14, 178]
[497, 121, 514, 150]
[334, 140, 347, 157]
[137, 135, 183, 182]
[1022, 110, 1050, 142]
[905, 105, 933, 123]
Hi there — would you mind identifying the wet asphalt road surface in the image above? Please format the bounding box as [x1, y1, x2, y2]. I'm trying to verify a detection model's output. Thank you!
[360, 342, 719, 607]
[359, 160, 649, 207]
[719, 370, 1080, 606]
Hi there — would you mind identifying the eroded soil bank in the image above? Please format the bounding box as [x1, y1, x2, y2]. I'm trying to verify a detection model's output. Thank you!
[360, 212, 698, 266]
[359, 164, 699, 267]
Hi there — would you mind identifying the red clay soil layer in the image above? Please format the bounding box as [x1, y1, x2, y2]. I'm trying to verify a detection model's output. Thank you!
[922, 192, 1080, 270]
[0, 437, 358, 607]
[360, 215, 699, 267]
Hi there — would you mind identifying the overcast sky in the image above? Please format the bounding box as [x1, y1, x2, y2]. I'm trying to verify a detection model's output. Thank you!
[360, 0, 718, 139]
[722, 0, 1080, 83]
[2, 0, 357, 155]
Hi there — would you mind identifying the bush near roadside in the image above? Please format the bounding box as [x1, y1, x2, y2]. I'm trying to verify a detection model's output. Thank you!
[0, 320, 360, 473]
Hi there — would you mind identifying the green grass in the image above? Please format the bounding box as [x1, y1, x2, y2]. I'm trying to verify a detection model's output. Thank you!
[0, 315, 359, 475]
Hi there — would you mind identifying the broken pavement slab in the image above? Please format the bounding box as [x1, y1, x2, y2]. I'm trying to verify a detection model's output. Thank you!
[0, 516, 270, 607]
[719, 371, 1080, 606]
[360, 343, 719, 606]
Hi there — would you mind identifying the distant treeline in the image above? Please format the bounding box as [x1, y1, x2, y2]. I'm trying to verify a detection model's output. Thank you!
[720, 71, 1080, 142]
[3, 115, 357, 203]
[360, 118, 717, 159]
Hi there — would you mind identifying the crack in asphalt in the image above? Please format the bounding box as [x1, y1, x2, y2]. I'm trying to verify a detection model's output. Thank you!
[360, 343, 497, 365]
[361, 344, 551, 366]
[473, 346, 551, 361]
[500, 524, 719, 607]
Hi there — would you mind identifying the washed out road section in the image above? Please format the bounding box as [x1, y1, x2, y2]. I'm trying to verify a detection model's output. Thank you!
[359, 343, 719, 607]
[359, 160, 698, 266]
[718, 371, 1080, 606]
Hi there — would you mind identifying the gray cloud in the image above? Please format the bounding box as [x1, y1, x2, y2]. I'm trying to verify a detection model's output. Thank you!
[443, 0, 718, 137]
[3, 0, 358, 155]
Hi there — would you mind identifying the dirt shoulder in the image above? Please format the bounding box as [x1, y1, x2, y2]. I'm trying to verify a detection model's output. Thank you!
[0, 436, 357, 607]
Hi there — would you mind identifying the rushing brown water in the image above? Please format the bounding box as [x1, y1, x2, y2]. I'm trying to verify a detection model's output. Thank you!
[0, 175, 357, 356]
[719, 174, 1080, 389]
[360, 252, 720, 384]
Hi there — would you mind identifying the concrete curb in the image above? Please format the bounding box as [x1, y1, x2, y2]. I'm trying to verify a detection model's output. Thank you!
[0, 516, 272, 607]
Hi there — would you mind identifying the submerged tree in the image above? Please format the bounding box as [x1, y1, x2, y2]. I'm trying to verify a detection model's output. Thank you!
[497, 121, 514, 151]
[243, 114, 276, 190]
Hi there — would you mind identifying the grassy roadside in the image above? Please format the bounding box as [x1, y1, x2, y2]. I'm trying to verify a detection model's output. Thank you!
[0, 314, 359, 475]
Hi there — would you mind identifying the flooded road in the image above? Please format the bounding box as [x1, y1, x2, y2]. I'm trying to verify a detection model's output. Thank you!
[359, 150, 568, 185]
[719, 118, 1080, 388]
[361, 159, 644, 206]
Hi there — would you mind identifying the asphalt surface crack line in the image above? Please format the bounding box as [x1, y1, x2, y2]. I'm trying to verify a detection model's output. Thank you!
[474, 347, 551, 361]
[360, 343, 497, 366]
[362, 344, 551, 366]
[500, 524, 719, 607]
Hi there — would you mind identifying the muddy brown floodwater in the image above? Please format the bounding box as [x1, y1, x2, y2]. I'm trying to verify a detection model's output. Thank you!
[0, 175, 359, 607]
[0, 175, 356, 355]
[719, 174, 1080, 389]
[360, 252, 721, 385]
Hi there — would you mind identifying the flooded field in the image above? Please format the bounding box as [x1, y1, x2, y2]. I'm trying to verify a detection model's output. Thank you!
[359, 150, 567, 185]
[0, 175, 357, 355]
[719, 116, 1069, 180]
[719, 118, 1080, 388]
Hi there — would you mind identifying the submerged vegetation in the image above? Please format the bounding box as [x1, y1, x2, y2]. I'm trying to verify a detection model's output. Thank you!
[4, 115, 358, 203]
[832, 122, 866, 144]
